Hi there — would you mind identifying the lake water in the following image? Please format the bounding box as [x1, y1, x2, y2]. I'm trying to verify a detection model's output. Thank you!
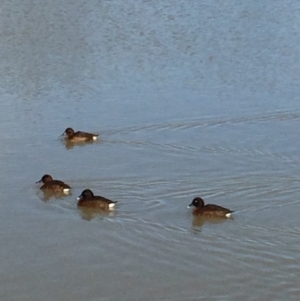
[1, 1, 300, 300]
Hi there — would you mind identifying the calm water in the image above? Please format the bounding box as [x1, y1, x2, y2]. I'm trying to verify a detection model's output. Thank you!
[1, 1, 300, 300]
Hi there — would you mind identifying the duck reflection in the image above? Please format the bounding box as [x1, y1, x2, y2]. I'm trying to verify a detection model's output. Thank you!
[63, 139, 98, 150]
[39, 190, 73, 202]
[192, 215, 231, 228]
[77, 206, 117, 221]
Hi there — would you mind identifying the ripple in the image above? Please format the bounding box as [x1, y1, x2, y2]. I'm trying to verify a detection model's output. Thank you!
[103, 110, 300, 134]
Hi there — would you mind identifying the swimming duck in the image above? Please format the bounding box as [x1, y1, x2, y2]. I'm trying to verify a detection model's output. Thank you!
[188, 197, 233, 218]
[77, 189, 117, 210]
[61, 127, 98, 142]
[36, 174, 71, 194]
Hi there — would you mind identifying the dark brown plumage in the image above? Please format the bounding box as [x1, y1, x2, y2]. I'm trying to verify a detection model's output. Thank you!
[77, 189, 117, 210]
[36, 174, 71, 194]
[188, 197, 233, 218]
[62, 127, 98, 142]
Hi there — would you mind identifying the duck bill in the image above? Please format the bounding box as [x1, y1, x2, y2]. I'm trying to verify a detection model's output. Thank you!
[187, 202, 193, 208]
[36, 179, 42, 184]
[60, 132, 65, 137]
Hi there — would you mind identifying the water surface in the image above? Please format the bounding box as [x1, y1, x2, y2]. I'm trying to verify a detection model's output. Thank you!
[0, 1, 300, 300]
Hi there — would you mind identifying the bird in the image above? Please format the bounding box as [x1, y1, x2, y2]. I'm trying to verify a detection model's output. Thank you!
[61, 127, 98, 142]
[187, 197, 233, 218]
[77, 189, 117, 210]
[36, 174, 71, 194]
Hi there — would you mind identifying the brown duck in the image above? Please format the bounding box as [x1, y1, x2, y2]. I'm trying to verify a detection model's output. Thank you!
[62, 127, 98, 142]
[188, 197, 233, 218]
[77, 189, 117, 210]
[36, 174, 71, 194]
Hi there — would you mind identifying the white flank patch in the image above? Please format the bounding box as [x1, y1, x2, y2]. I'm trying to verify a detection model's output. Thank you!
[93, 136, 98, 141]
[108, 203, 116, 209]
[63, 188, 70, 194]
[225, 213, 232, 218]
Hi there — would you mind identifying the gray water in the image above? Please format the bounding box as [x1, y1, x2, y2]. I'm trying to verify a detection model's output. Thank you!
[1, 1, 300, 300]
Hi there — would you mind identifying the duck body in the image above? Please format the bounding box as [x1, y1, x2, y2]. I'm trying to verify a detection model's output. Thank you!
[37, 174, 71, 194]
[77, 189, 117, 210]
[62, 127, 98, 142]
[188, 197, 233, 218]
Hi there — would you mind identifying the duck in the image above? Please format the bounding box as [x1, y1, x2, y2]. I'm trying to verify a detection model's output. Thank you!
[187, 197, 233, 218]
[61, 127, 98, 142]
[36, 174, 71, 194]
[77, 189, 117, 210]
